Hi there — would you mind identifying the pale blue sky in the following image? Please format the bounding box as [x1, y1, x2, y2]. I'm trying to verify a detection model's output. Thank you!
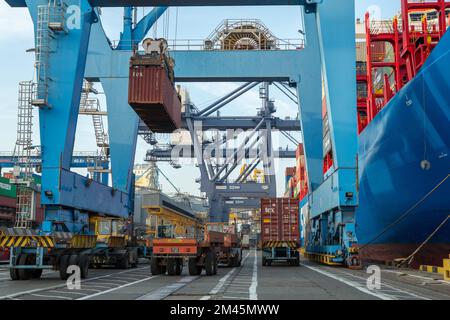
[0, 1, 400, 196]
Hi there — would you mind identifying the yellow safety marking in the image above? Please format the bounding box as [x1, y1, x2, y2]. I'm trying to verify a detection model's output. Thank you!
[70, 235, 97, 249]
[263, 241, 297, 248]
[420, 254, 450, 281]
[0, 235, 55, 248]
[108, 236, 126, 248]
[303, 251, 342, 266]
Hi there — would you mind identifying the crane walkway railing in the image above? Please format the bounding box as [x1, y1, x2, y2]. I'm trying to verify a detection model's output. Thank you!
[110, 38, 304, 51]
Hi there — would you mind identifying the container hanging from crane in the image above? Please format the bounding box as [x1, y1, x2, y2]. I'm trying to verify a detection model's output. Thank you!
[128, 38, 182, 133]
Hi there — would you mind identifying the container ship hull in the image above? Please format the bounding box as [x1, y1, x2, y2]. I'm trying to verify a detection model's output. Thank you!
[356, 31, 450, 267]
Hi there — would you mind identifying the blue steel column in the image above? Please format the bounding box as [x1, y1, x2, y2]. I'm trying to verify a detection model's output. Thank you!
[101, 77, 138, 194]
[296, 7, 323, 192]
[316, 0, 358, 209]
[25, 0, 94, 205]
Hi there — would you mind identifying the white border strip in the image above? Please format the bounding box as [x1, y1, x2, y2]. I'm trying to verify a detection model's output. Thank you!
[303, 265, 394, 300]
[249, 249, 258, 300]
[78, 276, 157, 300]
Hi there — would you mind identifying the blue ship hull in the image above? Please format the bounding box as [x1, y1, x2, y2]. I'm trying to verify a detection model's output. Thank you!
[356, 31, 450, 266]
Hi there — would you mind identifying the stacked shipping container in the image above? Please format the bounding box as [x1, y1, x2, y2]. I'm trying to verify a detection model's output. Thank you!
[293, 144, 308, 201]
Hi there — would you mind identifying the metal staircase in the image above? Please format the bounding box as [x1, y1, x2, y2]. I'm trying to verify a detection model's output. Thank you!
[79, 81, 110, 177]
[12, 81, 36, 229]
[33, 1, 67, 107]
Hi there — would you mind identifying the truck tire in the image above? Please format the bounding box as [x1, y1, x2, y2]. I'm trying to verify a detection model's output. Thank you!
[130, 249, 138, 268]
[9, 253, 21, 281]
[176, 259, 183, 275]
[213, 256, 218, 275]
[150, 258, 163, 275]
[79, 254, 89, 279]
[10, 267, 19, 281]
[205, 250, 216, 276]
[117, 254, 130, 269]
[18, 254, 32, 280]
[233, 254, 241, 267]
[59, 254, 71, 280]
[167, 258, 177, 276]
[188, 258, 202, 276]
[31, 268, 43, 279]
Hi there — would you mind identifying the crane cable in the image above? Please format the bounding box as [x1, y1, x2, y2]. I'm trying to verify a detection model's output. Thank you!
[398, 214, 450, 267]
[157, 166, 180, 195]
[359, 174, 450, 250]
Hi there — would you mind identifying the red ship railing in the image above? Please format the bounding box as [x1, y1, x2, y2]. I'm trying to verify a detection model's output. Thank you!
[364, 0, 450, 123]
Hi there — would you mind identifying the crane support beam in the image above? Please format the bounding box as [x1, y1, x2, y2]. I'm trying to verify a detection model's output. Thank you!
[305, 0, 358, 217]
[6, 0, 320, 8]
[86, 50, 305, 83]
[49, 169, 130, 217]
[224, 198, 261, 210]
[146, 147, 296, 160]
[139, 118, 300, 131]
[214, 183, 271, 198]
[172, 51, 304, 82]
[0, 154, 108, 169]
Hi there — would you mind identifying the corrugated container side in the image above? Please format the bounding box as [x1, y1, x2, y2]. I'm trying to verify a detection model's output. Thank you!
[295, 144, 304, 159]
[0, 177, 16, 198]
[285, 167, 295, 178]
[260, 198, 299, 245]
[356, 41, 367, 62]
[128, 65, 181, 132]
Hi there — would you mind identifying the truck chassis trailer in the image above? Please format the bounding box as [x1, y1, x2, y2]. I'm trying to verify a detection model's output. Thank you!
[262, 241, 300, 266]
[0, 229, 141, 281]
[150, 232, 242, 276]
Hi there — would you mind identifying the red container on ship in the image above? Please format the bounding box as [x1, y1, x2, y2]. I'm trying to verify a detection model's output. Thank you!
[128, 63, 181, 133]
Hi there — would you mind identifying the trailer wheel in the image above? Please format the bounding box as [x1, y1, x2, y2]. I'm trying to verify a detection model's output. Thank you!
[18, 254, 32, 280]
[59, 254, 71, 280]
[167, 258, 177, 276]
[10, 267, 19, 281]
[176, 259, 183, 275]
[117, 254, 130, 269]
[233, 255, 241, 267]
[188, 258, 202, 276]
[130, 250, 138, 268]
[79, 254, 89, 279]
[205, 250, 216, 276]
[69, 254, 79, 269]
[150, 258, 163, 275]
[31, 268, 43, 279]
[9, 254, 20, 281]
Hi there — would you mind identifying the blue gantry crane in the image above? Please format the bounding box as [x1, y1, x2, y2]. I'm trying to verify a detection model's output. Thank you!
[1, 0, 359, 280]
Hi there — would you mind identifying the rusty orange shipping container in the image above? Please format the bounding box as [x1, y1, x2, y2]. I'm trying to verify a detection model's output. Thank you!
[260, 198, 299, 246]
[128, 65, 181, 133]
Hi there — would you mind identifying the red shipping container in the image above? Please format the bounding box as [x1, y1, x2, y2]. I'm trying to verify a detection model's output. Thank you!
[128, 64, 181, 133]
[295, 144, 304, 159]
[260, 198, 299, 246]
[285, 167, 295, 178]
